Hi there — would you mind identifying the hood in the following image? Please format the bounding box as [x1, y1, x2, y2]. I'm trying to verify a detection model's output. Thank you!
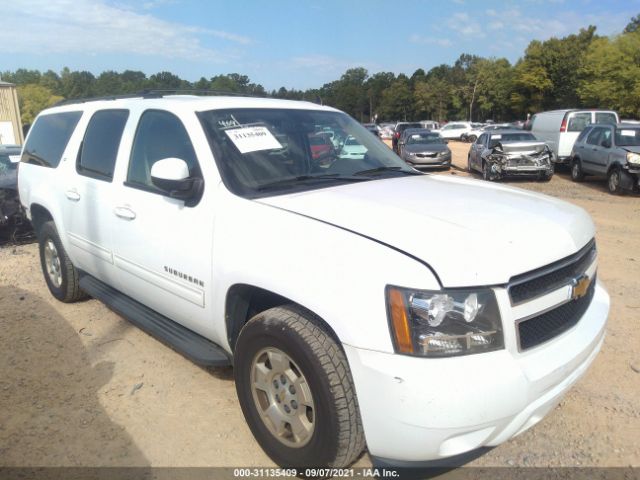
[258, 175, 594, 287]
[497, 141, 547, 155]
[622, 146, 640, 154]
[403, 144, 448, 154]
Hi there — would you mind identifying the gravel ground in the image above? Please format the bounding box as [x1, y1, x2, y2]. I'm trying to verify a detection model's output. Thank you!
[0, 140, 638, 472]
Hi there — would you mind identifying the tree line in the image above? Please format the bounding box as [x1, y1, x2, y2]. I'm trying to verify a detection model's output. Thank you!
[3, 14, 639, 125]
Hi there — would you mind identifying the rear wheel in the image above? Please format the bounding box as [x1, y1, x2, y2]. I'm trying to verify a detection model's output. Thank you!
[468, 135, 477, 143]
[607, 167, 624, 195]
[571, 158, 584, 182]
[234, 305, 365, 468]
[38, 221, 86, 302]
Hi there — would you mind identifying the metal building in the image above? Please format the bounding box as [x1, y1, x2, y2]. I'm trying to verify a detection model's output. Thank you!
[0, 81, 24, 145]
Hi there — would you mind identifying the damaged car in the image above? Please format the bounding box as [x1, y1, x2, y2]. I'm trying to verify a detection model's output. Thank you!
[0, 145, 32, 243]
[467, 130, 553, 182]
[569, 123, 640, 194]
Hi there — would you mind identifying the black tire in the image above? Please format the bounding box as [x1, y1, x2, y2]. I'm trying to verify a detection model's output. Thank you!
[607, 167, 625, 195]
[571, 158, 584, 182]
[468, 135, 477, 143]
[482, 161, 497, 181]
[538, 171, 553, 182]
[467, 155, 473, 173]
[234, 305, 365, 468]
[38, 221, 86, 302]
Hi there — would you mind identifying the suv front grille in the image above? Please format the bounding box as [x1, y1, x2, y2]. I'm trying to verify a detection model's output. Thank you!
[509, 240, 596, 305]
[517, 275, 596, 350]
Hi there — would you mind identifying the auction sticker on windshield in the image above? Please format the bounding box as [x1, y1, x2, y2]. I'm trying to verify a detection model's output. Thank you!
[225, 126, 283, 154]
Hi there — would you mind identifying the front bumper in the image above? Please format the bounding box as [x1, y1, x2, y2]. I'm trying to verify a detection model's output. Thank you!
[406, 155, 451, 168]
[344, 281, 609, 463]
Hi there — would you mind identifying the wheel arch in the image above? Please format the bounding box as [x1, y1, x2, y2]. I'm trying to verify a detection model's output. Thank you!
[225, 284, 341, 353]
[29, 203, 54, 235]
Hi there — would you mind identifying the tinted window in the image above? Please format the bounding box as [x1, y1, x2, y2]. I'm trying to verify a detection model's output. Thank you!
[21, 111, 82, 167]
[78, 110, 129, 181]
[567, 112, 591, 132]
[586, 127, 604, 146]
[477, 134, 487, 145]
[127, 110, 199, 190]
[595, 112, 617, 125]
[407, 133, 443, 145]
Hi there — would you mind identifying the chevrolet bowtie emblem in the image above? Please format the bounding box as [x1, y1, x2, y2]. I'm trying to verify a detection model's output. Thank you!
[571, 274, 591, 300]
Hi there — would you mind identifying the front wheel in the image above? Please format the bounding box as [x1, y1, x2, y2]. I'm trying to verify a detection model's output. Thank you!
[482, 161, 498, 181]
[234, 306, 365, 468]
[571, 159, 584, 182]
[607, 167, 625, 195]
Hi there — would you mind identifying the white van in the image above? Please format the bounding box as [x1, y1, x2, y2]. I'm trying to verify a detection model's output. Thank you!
[530, 109, 619, 164]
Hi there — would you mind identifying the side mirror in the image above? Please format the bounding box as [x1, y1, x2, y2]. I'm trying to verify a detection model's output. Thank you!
[444, 139, 449, 144]
[601, 139, 611, 148]
[151, 158, 202, 201]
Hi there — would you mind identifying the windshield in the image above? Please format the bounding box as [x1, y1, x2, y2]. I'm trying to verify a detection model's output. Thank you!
[489, 133, 536, 148]
[0, 152, 20, 176]
[615, 128, 640, 147]
[407, 133, 443, 145]
[198, 108, 417, 197]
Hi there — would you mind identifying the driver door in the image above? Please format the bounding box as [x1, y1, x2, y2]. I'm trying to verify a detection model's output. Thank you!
[110, 109, 214, 336]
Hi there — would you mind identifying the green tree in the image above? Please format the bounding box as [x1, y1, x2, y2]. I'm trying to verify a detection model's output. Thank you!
[379, 75, 413, 120]
[624, 14, 640, 33]
[578, 31, 640, 117]
[17, 84, 63, 124]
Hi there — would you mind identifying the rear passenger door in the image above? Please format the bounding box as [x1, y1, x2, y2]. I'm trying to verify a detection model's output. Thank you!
[582, 127, 604, 174]
[63, 109, 129, 286]
[110, 109, 213, 336]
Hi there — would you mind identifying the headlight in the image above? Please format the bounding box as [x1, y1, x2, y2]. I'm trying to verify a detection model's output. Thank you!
[438, 150, 450, 157]
[627, 152, 640, 166]
[386, 286, 503, 357]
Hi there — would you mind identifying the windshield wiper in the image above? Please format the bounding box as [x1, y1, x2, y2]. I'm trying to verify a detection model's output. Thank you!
[353, 166, 422, 176]
[256, 174, 369, 191]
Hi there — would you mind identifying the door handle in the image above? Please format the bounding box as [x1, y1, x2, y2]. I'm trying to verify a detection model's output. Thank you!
[114, 206, 136, 220]
[65, 189, 80, 201]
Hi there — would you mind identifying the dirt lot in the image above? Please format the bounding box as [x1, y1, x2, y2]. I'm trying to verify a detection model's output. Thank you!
[0, 140, 638, 471]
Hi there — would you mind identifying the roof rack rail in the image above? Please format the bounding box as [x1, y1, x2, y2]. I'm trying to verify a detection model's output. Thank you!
[53, 88, 268, 107]
[143, 88, 268, 98]
[53, 91, 163, 107]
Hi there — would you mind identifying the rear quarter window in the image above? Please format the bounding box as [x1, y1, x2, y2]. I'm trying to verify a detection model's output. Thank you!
[567, 113, 591, 132]
[21, 111, 83, 168]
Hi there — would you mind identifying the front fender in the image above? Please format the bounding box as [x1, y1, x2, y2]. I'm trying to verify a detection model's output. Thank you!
[210, 187, 440, 353]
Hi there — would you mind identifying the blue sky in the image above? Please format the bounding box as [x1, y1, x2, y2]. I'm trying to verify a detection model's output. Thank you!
[2, 0, 639, 90]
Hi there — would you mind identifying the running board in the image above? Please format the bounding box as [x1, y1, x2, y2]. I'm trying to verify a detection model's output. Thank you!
[79, 274, 231, 367]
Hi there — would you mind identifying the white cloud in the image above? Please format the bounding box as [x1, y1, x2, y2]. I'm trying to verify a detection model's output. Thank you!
[0, 0, 251, 62]
[409, 34, 453, 47]
[447, 12, 485, 37]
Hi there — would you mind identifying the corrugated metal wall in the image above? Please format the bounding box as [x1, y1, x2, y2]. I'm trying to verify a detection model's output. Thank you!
[0, 84, 24, 145]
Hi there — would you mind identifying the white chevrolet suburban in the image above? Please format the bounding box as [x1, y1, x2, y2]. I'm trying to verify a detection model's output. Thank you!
[18, 94, 609, 468]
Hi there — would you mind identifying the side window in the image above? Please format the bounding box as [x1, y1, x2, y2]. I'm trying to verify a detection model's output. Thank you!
[477, 134, 487, 145]
[567, 113, 592, 132]
[77, 109, 129, 181]
[127, 110, 199, 190]
[21, 111, 82, 168]
[586, 128, 603, 146]
[576, 127, 591, 143]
